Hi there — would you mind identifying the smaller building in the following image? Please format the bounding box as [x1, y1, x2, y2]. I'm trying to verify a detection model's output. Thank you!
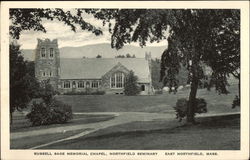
[34, 38, 154, 95]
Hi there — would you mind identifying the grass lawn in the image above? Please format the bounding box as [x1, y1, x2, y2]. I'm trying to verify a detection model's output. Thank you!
[11, 113, 115, 133]
[55, 84, 239, 113]
[10, 128, 92, 149]
[41, 114, 240, 150]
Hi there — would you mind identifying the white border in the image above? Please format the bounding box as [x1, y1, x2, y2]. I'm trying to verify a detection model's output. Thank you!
[1, 1, 249, 160]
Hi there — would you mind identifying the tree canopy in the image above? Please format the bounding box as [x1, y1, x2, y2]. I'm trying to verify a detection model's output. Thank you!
[9, 8, 103, 39]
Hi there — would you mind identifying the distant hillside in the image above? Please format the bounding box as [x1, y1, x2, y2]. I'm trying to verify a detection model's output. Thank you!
[21, 49, 34, 61]
[21, 43, 167, 61]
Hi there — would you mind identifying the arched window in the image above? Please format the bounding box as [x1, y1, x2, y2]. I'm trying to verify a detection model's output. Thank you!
[42, 71, 46, 77]
[72, 81, 76, 88]
[86, 81, 90, 88]
[41, 48, 46, 58]
[49, 71, 53, 77]
[141, 85, 145, 91]
[49, 48, 54, 58]
[110, 72, 124, 88]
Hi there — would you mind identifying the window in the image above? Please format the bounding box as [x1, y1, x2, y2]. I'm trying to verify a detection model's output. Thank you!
[41, 48, 46, 58]
[141, 85, 145, 91]
[49, 48, 54, 58]
[111, 75, 116, 88]
[42, 71, 46, 77]
[110, 72, 124, 88]
[78, 81, 84, 88]
[116, 72, 123, 88]
[49, 71, 53, 77]
[92, 81, 99, 88]
[63, 81, 71, 88]
[72, 81, 76, 88]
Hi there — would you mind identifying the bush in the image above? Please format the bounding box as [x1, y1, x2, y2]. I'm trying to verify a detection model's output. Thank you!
[154, 89, 163, 94]
[63, 90, 105, 95]
[174, 98, 207, 122]
[232, 95, 240, 108]
[26, 99, 73, 126]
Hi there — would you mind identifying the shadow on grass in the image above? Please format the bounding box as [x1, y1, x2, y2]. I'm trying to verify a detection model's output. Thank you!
[86, 114, 240, 140]
[41, 114, 240, 150]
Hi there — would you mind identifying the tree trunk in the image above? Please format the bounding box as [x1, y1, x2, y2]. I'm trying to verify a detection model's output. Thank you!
[187, 78, 199, 124]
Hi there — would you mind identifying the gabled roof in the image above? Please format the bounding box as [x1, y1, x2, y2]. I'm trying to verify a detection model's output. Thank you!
[59, 58, 150, 83]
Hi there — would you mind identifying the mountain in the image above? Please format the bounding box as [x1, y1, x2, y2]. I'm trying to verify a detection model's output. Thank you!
[21, 43, 167, 61]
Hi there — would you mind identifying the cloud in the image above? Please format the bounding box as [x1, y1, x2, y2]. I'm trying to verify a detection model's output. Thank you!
[18, 17, 112, 49]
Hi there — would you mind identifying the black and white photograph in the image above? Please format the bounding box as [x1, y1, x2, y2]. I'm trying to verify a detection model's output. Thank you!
[1, 1, 249, 160]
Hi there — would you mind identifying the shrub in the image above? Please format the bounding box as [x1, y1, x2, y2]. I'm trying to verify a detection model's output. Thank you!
[63, 90, 105, 95]
[26, 99, 72, 126]
[232, 95, 240, 108]
[154, 89, 163, 94]
[174, 98, 207, 122]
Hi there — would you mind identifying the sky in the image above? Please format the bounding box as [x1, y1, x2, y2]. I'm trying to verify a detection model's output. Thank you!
[17, 11, 168, 50]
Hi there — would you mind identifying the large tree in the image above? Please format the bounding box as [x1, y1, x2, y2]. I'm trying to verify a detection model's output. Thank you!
[9, 43, 40, 124]
[82, 9, 240, 124]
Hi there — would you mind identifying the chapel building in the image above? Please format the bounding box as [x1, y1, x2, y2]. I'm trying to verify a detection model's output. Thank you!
[34, 38, 154, 95]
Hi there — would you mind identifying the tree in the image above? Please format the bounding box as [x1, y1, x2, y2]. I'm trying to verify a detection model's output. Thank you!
[159, 10, 240, 123]
[26, 61, 35, 77]
[10, 43, 40, 124]
[126, 53, 131, 58]
[39, 80, 57, 105]
[83, 9, 240, 124]
[151, 58, 163, 89]
[9, 9, 102, 39]
[96, 54, 102, 58]
[115, 55, 125, 58]
[124, 71, 140, 96]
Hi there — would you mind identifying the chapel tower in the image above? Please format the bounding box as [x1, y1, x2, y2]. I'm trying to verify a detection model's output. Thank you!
[34, 38, 60, 90]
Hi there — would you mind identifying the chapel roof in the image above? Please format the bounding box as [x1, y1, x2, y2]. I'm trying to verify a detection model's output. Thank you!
[59, 58, 151, 83]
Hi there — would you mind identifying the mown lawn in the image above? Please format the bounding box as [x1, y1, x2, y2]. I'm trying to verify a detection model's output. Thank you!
[10, 128, 92, 149]
[11, 113, 115, 133]
[41, 114, 240, 150]
[55, 84, 239, 113]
